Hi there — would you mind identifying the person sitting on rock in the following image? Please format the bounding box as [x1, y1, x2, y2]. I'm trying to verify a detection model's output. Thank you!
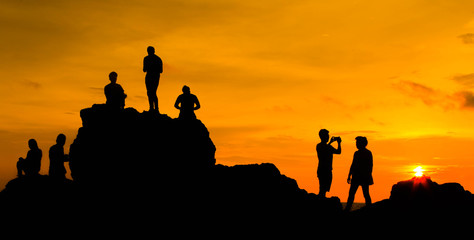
[174, 85, 200, 120]
[17, 139, 42, 177]
[104, 71, 127, 109]
[49, 133, 69, 180]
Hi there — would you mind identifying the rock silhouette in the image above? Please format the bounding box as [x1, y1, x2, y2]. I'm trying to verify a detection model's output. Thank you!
[69, 104, 216, 189]
[0, 104, 342, 229]
[350, 175, 474, 223]
[4, 102, 474, 232]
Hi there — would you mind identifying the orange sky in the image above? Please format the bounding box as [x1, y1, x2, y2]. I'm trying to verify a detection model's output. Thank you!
[1, 0, 474, 202]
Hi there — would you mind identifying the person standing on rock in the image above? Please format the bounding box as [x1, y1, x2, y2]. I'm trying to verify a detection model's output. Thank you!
[174, 85, 200, 120]
[17, 139, 42, 177]
[316, 129, 341, 197]
[49, 133, 69, 180]
[345, 136, 373, 211]
[143, 46, 163, 113]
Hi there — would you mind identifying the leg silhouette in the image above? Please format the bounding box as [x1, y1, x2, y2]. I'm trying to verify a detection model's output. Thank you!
[345, 183, 358, 211]
[362, 185, 372, 206]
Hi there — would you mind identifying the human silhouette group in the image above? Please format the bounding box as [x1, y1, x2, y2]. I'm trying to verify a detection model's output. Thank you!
[15, 45, 373, 213]
[103, 45, 201, 120]
[17, 134, 69, 180]
[16, 45, 201, 180]
[316, 129, 373, 211]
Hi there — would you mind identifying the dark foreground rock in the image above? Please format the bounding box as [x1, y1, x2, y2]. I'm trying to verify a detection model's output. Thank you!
[2, 104, 474, 234]
[350, 176, 474, 223]
[0, 104, 342, 230]
[69, 104, 216, 187]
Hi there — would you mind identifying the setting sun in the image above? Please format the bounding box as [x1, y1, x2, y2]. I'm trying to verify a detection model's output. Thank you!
[414, 166, 425, 177]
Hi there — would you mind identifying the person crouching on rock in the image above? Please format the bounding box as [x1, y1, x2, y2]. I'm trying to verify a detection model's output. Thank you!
[17, 139, 42, 177]
[174, 85, 200, 120]
[345, 136, 373, 211]
[104, 71, 127, 109]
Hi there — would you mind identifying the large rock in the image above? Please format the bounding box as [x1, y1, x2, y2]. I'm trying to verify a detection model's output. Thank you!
[69, 104, 216, 188]
[211, 163, 342, 218]
[0, 104, 343, 228]
[351, 176, 474, 221]
[389, 176, 474, 214]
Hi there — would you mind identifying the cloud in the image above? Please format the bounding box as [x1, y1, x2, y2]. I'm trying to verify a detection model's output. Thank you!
[454, 91, 474, 109]
[20, 79, 42, 89]
[393, 80, 474, 110]
[458, 33, 474, 44]
[393, 80, 441, 106]
[267, 105, 294, 113]
[321, 95, 371, 111]
[451, 73, 474, 88]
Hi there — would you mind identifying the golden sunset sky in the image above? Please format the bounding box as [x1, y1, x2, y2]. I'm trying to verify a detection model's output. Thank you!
[2, 0, 474, 202]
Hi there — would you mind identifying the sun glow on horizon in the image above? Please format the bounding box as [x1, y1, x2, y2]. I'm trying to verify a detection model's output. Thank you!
[414, 166, 425, 177]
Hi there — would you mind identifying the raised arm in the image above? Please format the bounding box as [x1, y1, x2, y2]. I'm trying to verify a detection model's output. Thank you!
[334, 139, 341, 154]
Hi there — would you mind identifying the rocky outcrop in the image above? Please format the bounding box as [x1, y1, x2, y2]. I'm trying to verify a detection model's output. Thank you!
[6, 103, 474, 230]
[211, 163, 342, 218]
[351, 176, 474, 221]
[390, 176, 473, 209]
[0, 104, 342, 226]
[69, 104, 216, 188]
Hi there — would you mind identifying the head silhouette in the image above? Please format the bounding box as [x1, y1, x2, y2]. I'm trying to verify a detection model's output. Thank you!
[182, 85, 190, 94]
[109, 72, 118, 83]
[355, 136, 368, 149]
[147, 46, 155, 55]
[28, 139, 38, 150]
[319, 129, 330, 143]
[56, 134, 66, 146]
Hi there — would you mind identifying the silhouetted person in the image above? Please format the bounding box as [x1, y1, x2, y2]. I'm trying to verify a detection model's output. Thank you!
[49, 134, 69, 180]
[104, 71, 127, 109]
[174, 85, 200, 120]
[143, 46, 163, 113]
[17, 139, 42, 177]
[316, 129, 341, 197]
[345, 136, 373, 211]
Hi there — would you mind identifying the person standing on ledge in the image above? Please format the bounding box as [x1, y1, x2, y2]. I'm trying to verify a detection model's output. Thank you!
[174, 85, 200, 120]
[143, 46, 163, 113]
[345, 136, 373, 211]
[316, 129, 341, 197]
[104, 71, 127, 109]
